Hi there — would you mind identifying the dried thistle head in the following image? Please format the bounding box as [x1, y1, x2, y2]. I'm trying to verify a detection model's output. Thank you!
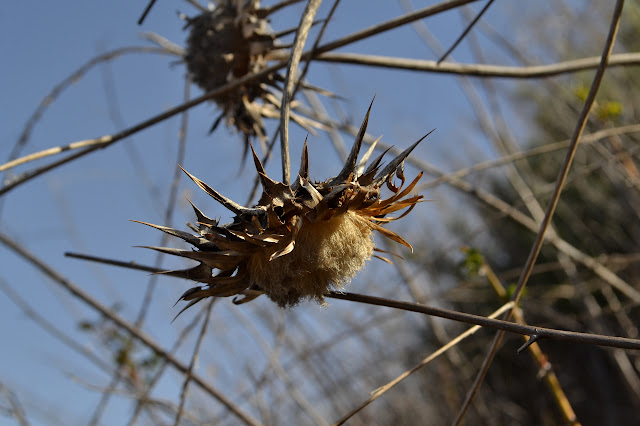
[184, 0, 313, 148]
[138, 103, 429, 314]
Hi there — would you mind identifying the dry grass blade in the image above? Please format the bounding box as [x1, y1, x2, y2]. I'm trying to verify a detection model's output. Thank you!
[1, 136, 114, 174]
[0, 59, 286, 196]
[5, 48, 638, 175]
[89, 77, 194, 426]
[332, 301, 515, 425]
[228, 307, 330, 425]
[183, 0, 207, 13]
[292, 0, 342, 100]
[126, 308, 208, 426]
[7, 2, 640, 422]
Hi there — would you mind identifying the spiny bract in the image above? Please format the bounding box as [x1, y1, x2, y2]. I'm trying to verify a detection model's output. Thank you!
[137, 103, 429, 315]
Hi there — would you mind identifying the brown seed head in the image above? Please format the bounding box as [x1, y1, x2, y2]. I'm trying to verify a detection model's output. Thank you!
[139, 103, 430, 314]
[184, 1, 281, 143]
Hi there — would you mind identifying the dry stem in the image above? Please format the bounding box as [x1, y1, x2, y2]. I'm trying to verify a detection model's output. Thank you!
[454, 2, 625, 423]
[64, 251, 640, 351]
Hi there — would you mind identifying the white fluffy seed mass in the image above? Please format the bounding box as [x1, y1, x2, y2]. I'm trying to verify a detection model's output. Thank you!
[248, 211, 374, 307]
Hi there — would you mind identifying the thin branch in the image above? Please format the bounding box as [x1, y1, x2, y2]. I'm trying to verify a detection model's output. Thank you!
[0, 59, 285, 196]
[69, 375, 203, 424]
[1, 135, 113, 174]
[313, 0, 480, 56]
[136, 75, 192, 325]
[325, 291, 640, 350]
[454, 2, 625, 424]
[303, 90, 349, 161]
[280, 0, 323, 185]
[63, 252, 640, 351]
[291, 102, 640, 308]
[284, 98, 640, 322]
[479, 256, 580, 425]
[306, 51, 640, 78]
[137, 0, 158, 25]
[2, 0, 478, 176]
[0, 0, 507, 195]
[0, 381, 30, 426]
[228, 307, 329, 426]
[437, 0, 495, 63]
[87, 364, 122, 426]
[260, 0, 305, 17]
[140, 32, 186, 56]
[227, 311, 400, 411]
[100, 54, 164, 212]
[87, 68, 195, 426]
[0, 232, 263, 426]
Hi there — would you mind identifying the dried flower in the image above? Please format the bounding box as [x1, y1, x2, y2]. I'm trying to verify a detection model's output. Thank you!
[137, 103, 428, 313]
[184, 0, 319, 149]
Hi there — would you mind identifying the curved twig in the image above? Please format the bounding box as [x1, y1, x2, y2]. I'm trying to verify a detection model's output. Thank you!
[0, 59, 284, 196]
[6, 46, 173, 165]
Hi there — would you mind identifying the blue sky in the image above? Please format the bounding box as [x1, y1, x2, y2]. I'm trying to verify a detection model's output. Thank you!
[0, 1, 561, 424]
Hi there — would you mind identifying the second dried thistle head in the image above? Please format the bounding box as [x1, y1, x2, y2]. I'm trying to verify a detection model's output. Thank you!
[183, 0, 319, 149]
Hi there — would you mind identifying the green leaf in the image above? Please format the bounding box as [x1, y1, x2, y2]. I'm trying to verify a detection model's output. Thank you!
[460, 247, 484, 277]
[597, 101, 623, 120]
